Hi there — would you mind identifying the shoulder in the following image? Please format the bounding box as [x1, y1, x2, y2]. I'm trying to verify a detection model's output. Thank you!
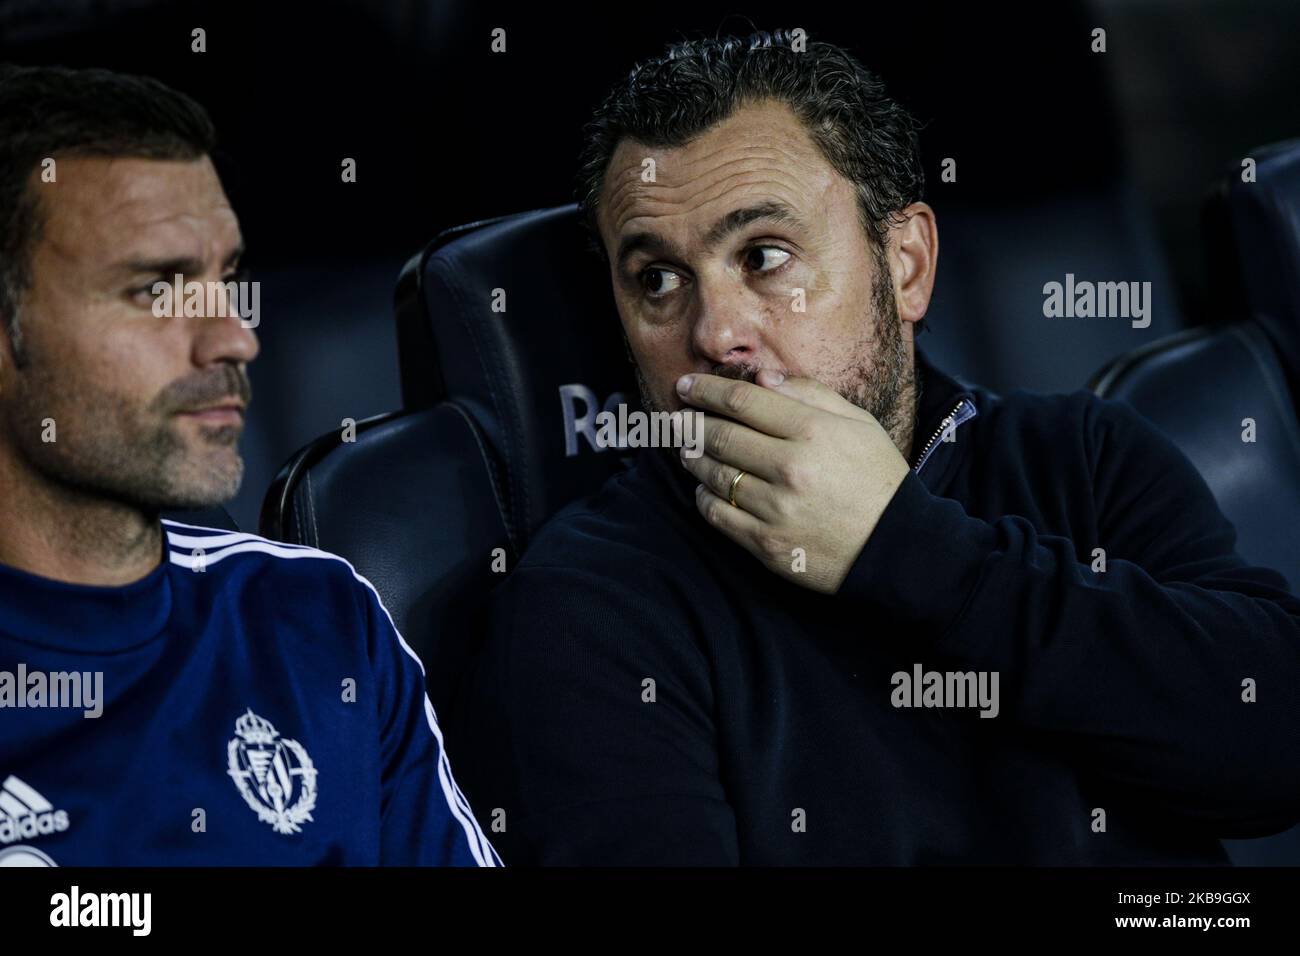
[968, 380, 1100, 432]
[162, 520, 359, 580]
[982, 384, 1203, 482]
[161, 520, 424, 674]
[974, 388, 1237, 561]
[967, 381, 1164, 465]
[161, 519, 383, 617]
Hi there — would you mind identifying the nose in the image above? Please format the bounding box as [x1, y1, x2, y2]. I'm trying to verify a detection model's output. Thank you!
[689, 277, 762, 370]
[192, 281, 260, 368]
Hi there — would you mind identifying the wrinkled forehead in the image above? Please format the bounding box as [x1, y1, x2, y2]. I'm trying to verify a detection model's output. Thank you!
[597, 100, 839, 248]
[39, 155, 240, 263]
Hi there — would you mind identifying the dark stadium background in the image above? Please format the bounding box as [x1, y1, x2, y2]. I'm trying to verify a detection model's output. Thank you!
[2, 0, 1295, 531]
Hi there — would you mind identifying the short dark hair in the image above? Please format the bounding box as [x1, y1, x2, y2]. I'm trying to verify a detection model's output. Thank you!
[576, 29, 925, 259]
[0, 64, 216, 358]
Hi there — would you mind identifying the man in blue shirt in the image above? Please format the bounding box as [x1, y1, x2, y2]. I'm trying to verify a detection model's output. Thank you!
[0, 64, 498, 866]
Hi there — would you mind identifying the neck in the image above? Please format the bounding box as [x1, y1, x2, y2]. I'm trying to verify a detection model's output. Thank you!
[0, 453, 162, 587]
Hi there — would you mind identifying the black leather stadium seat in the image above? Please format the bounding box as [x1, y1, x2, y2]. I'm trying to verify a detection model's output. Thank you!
[262, 206, 638, 718]
[395, 204, 639, 553]
[259, 405, 511, 718]
[1088, 138, 1300, 864]
[923, 184, 1185, 395]
[1222, 138, 1300, 389]
[1089, 322, 1300, 589]
[1090, 137, 1300, 588]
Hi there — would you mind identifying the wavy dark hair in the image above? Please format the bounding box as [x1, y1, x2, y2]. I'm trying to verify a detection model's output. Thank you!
[576, 29, 925, 265]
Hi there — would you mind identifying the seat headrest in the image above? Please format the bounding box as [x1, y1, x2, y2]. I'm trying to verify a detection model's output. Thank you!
[1227, 137, 1300, 378]
[398, 204, 640, 550]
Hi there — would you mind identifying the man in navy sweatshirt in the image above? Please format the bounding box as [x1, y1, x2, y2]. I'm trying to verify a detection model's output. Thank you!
[454, 31, 1300, 865]
[0, 65, 498, 866]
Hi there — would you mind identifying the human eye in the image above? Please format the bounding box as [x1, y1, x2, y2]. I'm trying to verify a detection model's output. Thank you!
[640, 265, 686, 299]
[127, 277, 168, 309]
[742, 245, 793, 275]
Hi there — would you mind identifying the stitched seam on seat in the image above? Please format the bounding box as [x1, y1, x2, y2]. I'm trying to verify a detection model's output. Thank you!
[306, 469, 320, 547]
[445, 402, 516, 555]
[429, 255, 525, 544]
[1232, 322, 1300, 466]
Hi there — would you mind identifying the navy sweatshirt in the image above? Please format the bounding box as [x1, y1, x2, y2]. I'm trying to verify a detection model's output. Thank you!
[0, 521, 499, 866]
[455, 346, 1300, 865]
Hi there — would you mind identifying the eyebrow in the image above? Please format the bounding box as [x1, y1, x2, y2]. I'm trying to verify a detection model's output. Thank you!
[703, 200, 804, 247]
[115, 243, 245, 278]
[615, 201, 804, 274]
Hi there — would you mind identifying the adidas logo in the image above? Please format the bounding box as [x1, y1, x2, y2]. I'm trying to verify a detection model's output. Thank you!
[0, 775, 69, 845]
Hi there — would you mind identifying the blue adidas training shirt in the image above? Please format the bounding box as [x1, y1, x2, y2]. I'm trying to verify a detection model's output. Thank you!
[0, 520, 500, 867]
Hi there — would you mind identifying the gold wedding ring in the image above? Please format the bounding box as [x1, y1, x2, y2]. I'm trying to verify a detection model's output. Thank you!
[728, 469, 748, 508]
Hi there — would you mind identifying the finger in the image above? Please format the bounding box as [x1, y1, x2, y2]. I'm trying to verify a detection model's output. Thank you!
[694, 481, 769, 555]
[676, 373, 812, 439]
[696, 415, 785, 482]
[757, 370, 875, 423]
[680, 451, 779, 522]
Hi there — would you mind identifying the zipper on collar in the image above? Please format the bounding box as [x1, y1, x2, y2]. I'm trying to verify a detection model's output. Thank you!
[911, 397, 977, 474]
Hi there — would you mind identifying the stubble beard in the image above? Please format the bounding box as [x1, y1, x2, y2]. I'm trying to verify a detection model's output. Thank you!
[5, 359, 248, 513]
